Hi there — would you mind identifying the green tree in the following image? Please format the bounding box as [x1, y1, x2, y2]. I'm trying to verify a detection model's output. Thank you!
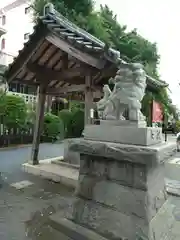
[98, 5, 173, 119]
[58, 109, 73, 137]
[98, 5, 159, 71]
[33, 0, 94, 21]
[0, 94, 27, 129]
[70, 108, 84, 137]
[43, 112, 64, 140]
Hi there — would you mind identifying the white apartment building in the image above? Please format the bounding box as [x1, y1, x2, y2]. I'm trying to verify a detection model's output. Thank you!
[0, 0, 37, 104]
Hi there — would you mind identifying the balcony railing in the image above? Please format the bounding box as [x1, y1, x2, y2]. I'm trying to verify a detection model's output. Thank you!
[0, 51, 14, 66]
[7, 91, 37, 104]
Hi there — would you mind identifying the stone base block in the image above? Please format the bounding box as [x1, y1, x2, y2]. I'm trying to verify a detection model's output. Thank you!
[64, 138, 177, 239]
[69, 139, 176, 165]
[49, 196, 180, 240]
[49, 214, 108, 240]
[66, 197, 180, 240]
[76, 176, 167, 221]
[84, 125, 162, 146]
[64, 138, 80, 165]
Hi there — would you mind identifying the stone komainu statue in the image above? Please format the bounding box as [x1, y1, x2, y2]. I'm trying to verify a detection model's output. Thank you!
[97, 63, 147, 121]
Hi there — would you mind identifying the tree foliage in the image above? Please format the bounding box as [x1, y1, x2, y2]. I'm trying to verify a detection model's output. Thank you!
[43, 112, 64, 140]
[58, 103, 85, 138]
[32, 0, 174, 119]
[58, 109, 73, 137]
[0, 94, 27, 129]
[70, 108, 84, 137]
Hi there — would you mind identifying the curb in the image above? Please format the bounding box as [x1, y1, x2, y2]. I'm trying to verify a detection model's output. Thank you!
[51, 159, 79, 170]
[0, 144, 32, 152]
[22, 161, 78, 188]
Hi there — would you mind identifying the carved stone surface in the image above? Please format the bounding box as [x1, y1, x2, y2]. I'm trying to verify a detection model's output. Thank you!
[69, 139, 176, 165]
[96, 62, 147, 122]
[84, 125, 163, 146]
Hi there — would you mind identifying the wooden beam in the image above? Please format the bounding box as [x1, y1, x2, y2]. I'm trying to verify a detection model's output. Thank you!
[11, 79, 38, 86]
[46, 95, 53, 112]
[47, 83, 102, 94]
[55, 84, 85, 93]
[84, 75, 94, 125]
[27, 62, 86, 81]
[30, 84, 47, 165]
[46, 34, 106, 69]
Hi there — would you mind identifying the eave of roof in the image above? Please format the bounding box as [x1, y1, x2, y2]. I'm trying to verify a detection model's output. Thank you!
[4, 3, 168, 89]
[43, 5, 167, 88]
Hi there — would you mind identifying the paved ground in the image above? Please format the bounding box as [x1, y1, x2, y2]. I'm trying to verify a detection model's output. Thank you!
[0, 143, 64, 184]
[0, 143, 74, 240]
[0, 139, 180, 239]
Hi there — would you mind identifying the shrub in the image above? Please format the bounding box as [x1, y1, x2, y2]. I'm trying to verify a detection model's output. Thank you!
[69, 101, 84, 112]
[70, 108, 84, 138]
[43, 113, 64, 141]
[58, 109, 73, 138]
[0, 94, 27, 128]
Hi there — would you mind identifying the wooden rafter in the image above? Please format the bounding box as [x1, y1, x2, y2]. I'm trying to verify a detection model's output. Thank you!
[49, 52, 69, 88]
[46, 34, 106, 69]
[26, 62, 87, 82]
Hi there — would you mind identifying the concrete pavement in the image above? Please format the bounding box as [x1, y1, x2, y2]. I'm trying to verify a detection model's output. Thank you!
[0, 140, 180, 239]
[0, 143, 64, 183]
[0, 143, 74, 240]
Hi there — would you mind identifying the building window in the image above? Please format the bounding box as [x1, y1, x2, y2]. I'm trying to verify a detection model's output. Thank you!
[2, 15, 6, 25]
[1, 38, 5, 50]
[25, 6, 31, 14]
[24, 33, 30, 40]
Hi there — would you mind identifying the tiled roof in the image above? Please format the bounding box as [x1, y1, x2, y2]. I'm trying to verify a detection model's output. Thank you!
[4, 3, 168, 89]
[41, 4, 167, 88]
[40, 10, 121, 65]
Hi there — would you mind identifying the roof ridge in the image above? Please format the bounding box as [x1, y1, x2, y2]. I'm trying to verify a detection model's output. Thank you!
[42, 3, 167, 86]
[43, 3, 106, 48]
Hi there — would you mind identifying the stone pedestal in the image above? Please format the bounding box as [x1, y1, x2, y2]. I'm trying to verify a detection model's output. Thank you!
[49, 119, 178, 240]
[50, 136, 177, 239]
[66, 139, 175, 240]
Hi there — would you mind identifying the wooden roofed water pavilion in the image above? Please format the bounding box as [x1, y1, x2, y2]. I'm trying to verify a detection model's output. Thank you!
[4, 3, 168, 165]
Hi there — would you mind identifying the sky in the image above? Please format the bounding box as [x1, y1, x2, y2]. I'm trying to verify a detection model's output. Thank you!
[95, 0, 180, 108]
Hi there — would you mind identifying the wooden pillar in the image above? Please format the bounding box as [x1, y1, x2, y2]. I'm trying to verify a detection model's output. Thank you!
[84, 75, 93, 126]
[46, 95, 52, 112]
[30, 84, 46, 165]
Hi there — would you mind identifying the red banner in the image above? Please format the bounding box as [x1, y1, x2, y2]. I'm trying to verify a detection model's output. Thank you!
[152, 101, 163, 123]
